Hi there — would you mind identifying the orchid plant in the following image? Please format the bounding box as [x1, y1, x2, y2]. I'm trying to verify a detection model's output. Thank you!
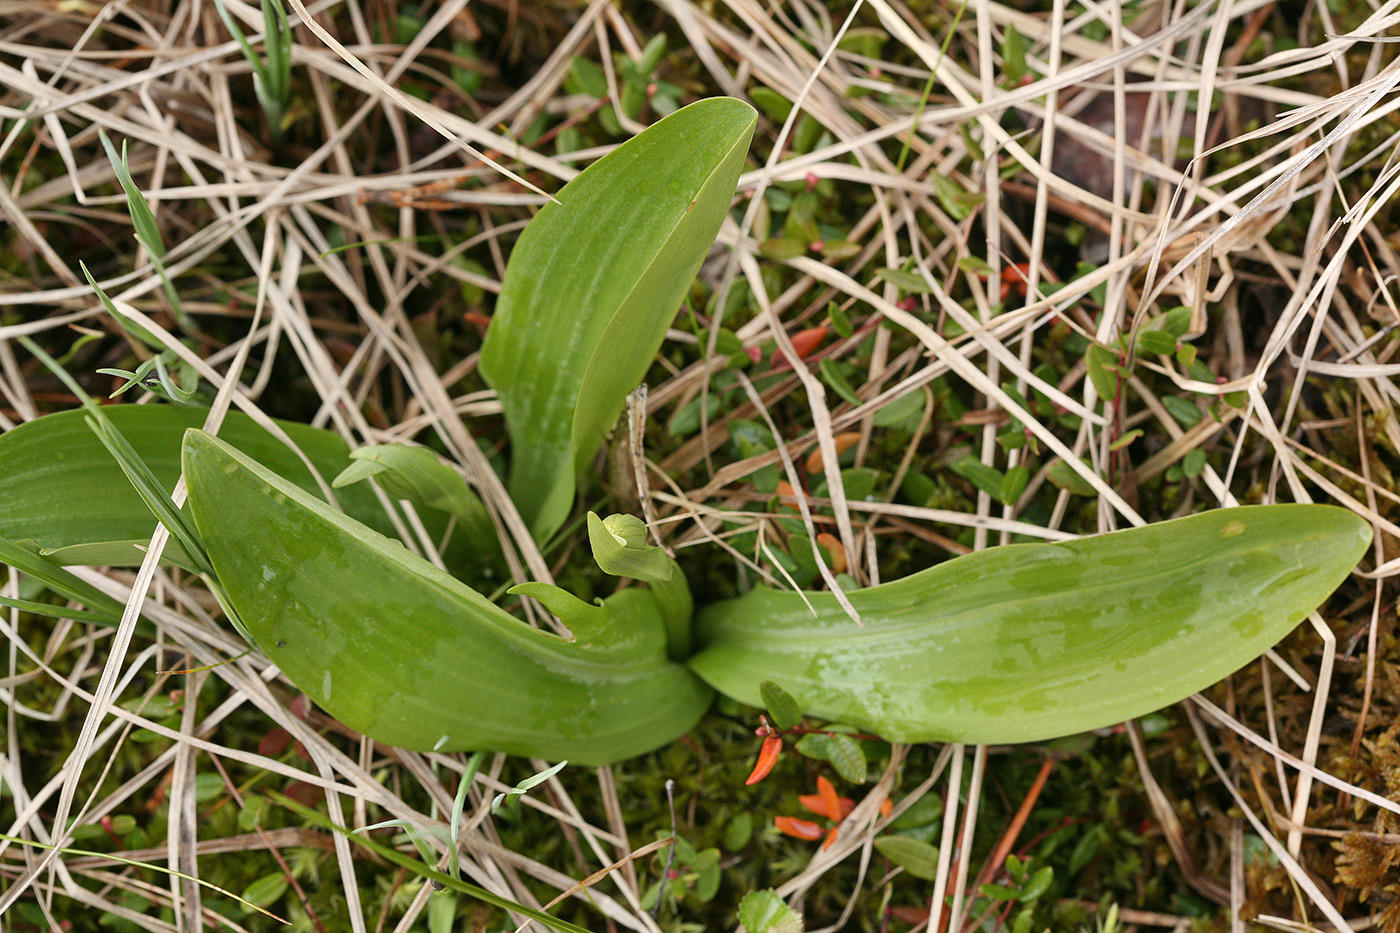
[0, 98, 1370, 775]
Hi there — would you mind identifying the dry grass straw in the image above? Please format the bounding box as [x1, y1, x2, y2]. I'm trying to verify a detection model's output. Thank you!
[1, 0, 1399, 928]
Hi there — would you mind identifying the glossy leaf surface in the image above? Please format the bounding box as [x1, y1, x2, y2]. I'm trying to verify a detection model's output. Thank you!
[182, 430, 712, 765]
[0, 406, 399, 562]
[479, 97, 756, 542]
[689, 506, 1370, 744]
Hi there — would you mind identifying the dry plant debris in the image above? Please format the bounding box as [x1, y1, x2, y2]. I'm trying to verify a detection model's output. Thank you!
[2, 0, 1400, 930]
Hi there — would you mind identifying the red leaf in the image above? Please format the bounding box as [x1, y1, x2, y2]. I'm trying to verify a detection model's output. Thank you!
[774, 816, 824, 840]
[745, 735, 783, 786]
[259, 726, 294, 758]
[770, 325, 829, 371]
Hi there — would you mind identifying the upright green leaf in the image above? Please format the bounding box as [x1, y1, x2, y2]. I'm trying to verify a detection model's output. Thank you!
[182, 431, 712, 764]
[587, 512, 692, 659]
[479, 97, 756, 542]
[689, 506, 1370, 744]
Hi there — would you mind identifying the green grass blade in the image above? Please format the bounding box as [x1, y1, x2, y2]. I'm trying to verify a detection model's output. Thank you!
[182, 430, 712, 764]
[81, 411, 212, 576]
[0, 596, 124, 625]
[212, 0, 268, 88]
[80, 261, 164, 352]
[260, 0, 292, 108]
[689, 505, 1371, 744]
[98, 131, 165, 260]
[479, 97, 756, 542]
[0, 535, 130, 624]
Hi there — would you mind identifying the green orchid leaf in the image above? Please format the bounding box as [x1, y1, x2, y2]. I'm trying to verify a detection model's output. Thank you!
[689, 506, 1370, 744]
[479, 97, 756, 542]
[587, 512, 692, 659]
[182, 430, 712, 765]
[334, 442, 500, 563]
[0, 406, 415, 564]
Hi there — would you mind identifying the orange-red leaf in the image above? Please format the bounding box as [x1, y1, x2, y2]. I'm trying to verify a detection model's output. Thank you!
[745, 735, 783, 786]
[817, 776, 842, 823]
[774, 480, 802, 511]
[774, 816, 824, 840]
[770, 325, 829, 371]
[805, 432, 861, 474]
[815, 533, 847, 574]
[799, 793, 855, 821]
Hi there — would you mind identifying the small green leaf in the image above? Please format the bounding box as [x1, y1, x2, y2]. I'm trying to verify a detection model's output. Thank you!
[958, 256, 994, 276]
[1085, 344, 1119, 401]
[1135, 329, 1178, 356]
[872, 392, 923, 428]
[1162, 396, 1203, 427]
[838, 467, 879, 502]
[874, 836, 940, 880]
[1046, 459, 1099, 496]
[827, 733, 867, 783]
[759, 681, 803, 729]
[1107, 429, 1143, 452]
[1162, 306, 1194, 338]
[819, 359, 862, 406]
[1182, 448, 1207, 478]
[1000, 465, 1029, 505]
[759, 237, 806, 260]
[238, 797, 268, 832]
[930, 174, 984, 220]
[240, 873, 288, 911]
[567, 56, 607, 98]
[793, 733, 830, 760]
[738, 889, 803, 933]
[827, 303, 853, 339]
[723, 812, 754, 851]
[1001, 24, 1028, 83]
[749, 87, 794, 123]
[1020, 865, 1054, 901]
[950, 455, 1004, 500]
[877, 267, 932, 293]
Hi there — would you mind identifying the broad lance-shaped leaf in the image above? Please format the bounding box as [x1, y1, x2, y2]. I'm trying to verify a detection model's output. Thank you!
[0, 406, 477, 580]
[182, 430, 712, 765]
[689, 505, 1370, 744]
[480, 97, 756, 543]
